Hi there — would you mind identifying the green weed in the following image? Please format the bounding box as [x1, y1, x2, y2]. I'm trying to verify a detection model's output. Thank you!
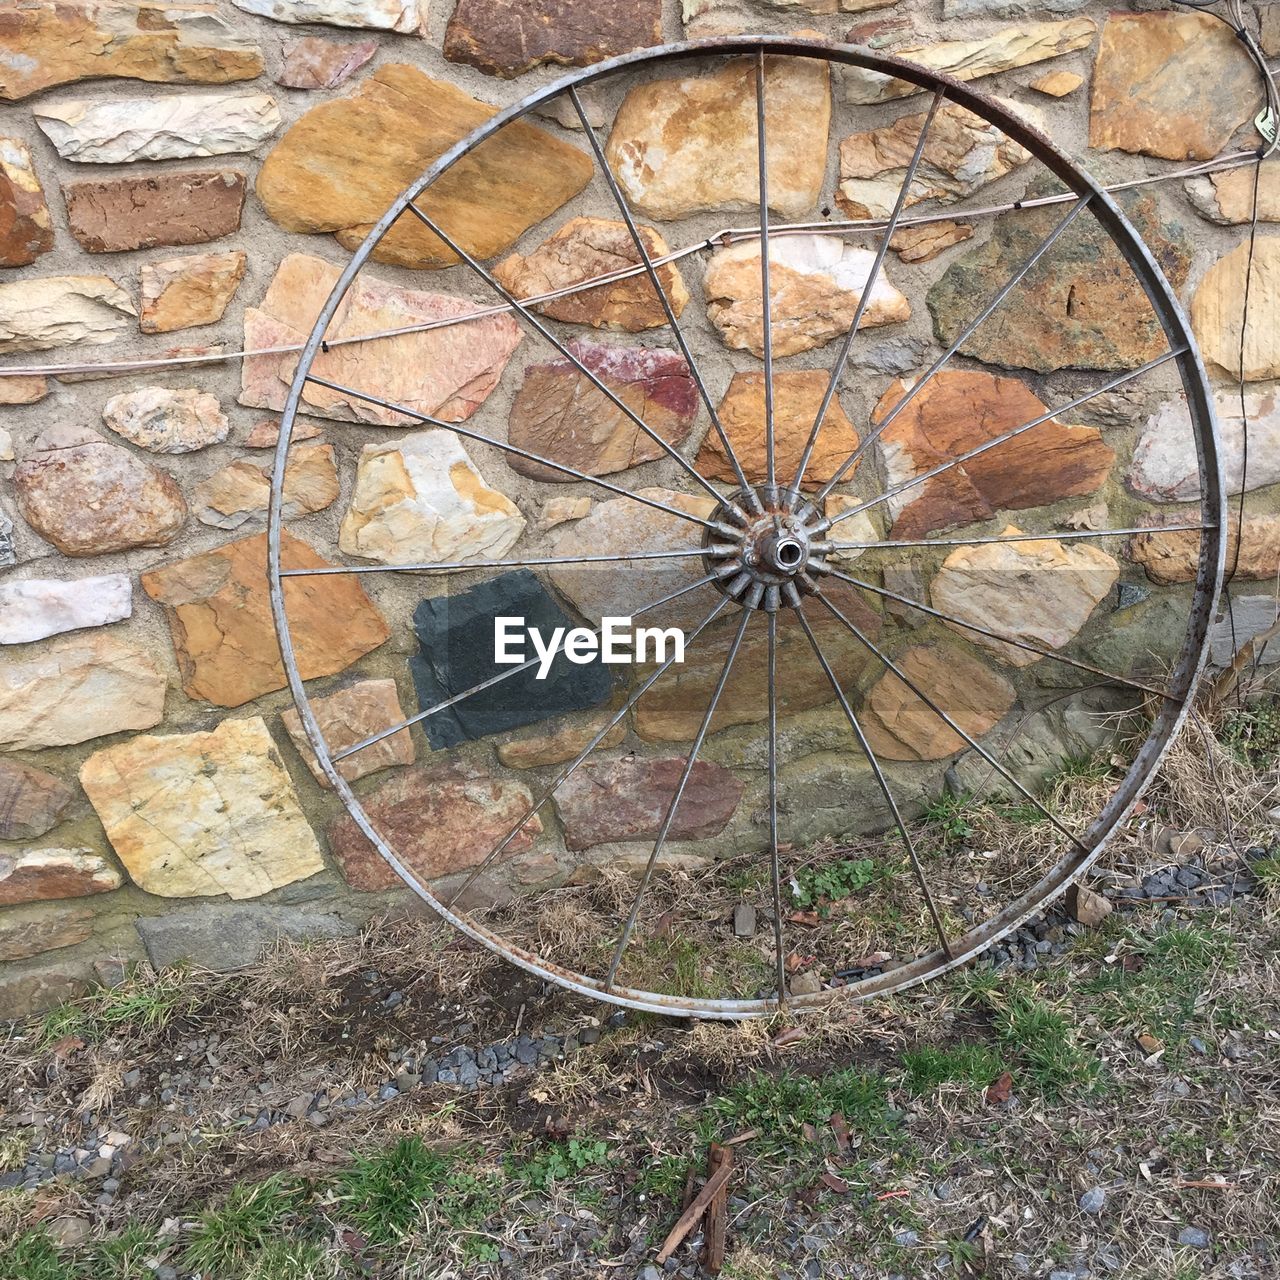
[900, 1043, 1004, 1095]
[0, 1233, 73, 1280]
[93, 1225, 158, 1280]
[991, 991, 1099, 1098]
[335, 1136, 454, 1246]
[712, 1068, 889, 1145]
[790, 857, 884, 912]
[1220, 700, 1280, 765]
[242, 1239, 336, 1280]
[509, 1138, 610, 1193]
[921, 793, 975, 844]
[181, 1173, 302, 1275]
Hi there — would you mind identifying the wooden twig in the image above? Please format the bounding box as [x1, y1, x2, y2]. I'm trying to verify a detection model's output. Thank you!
[702, 1144, 732, 1274]
[655, 1162, 734, 1264]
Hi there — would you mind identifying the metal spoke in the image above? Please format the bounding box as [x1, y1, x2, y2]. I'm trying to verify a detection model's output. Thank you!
[756, 50, 776, 496]
[568, 85, 760, 514]
[304, 372, 739, 539]
[815, 563, 1176, 702]
[445, 596, 734, 909]
[605, 608, 754, 991]
[280, 547, 721, 577]
[812, 193, 1095, 508]
[821, 523, 1213, 553]
[793, 604, 952, 959]
[403, 201, 744, 522]
[766, 609, 786, 1005]
[789, 88, 945, 503]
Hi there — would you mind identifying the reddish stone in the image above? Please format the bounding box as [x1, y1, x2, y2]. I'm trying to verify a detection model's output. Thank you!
[0, 138, 54, 267]
[0, 761, 76, 841]
[0, 905, 94, 962]
[1129, 514, 1280, 584]
[274, 36, 377, 89]
[0, 848, 122, 907]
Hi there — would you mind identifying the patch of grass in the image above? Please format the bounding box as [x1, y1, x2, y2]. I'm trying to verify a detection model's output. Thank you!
[509, 1138, 610, 1193]
[335, 1136, 455, 1247]
[181, 1173, 302, 1274]
[790, 857, 884, 913]
[713, 1067, 889, 1145]
[0, 1233, 73, 1280]
[991, 991, 1099, 1099]
[1253, 853, 1280, 894]
[900, 1043, 1004, 1095]
[921, 793, 975, 844]
[1219, 699, 1280, 765]
[39, 967, 199, 1047]
[242, 1240, 336, 1280]
[93, 1225, 158, 1280]
[635, 1152, 692, 1205]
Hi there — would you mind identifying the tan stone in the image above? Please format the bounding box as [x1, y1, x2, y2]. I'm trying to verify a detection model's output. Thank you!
[861, 645, 1016, 761]
[704, 235, 909, 359]
[493, 217, 689, 332]
[141, 531, 389, 708]
[0, 137, 54, 266]
[243, 419, 323, 448]
[0, 634, 166, 752]
[841, 20, 1095, 103]
[1090, 13, 1261, 161]
[0, 848, 122, 907]
[140, 250, 246, 334]
[930, 527, 1119, 666]
[281, 678, 414, 786]
[605, 54, 830, 220]
[497, 703, 627, 768]
[824, 496, 879, 563]
[872, 370, 1114, 539]
[231, 0, 422, 32]
[1191, 239, 1280, 382]
[0, 904, 95, 963]
[240, 253, 523, 424]
[80, 717, 324, 900]
[0, 275, 135, 354]
[1129, 515, 1280, 585]
[102, 386, 229, 453]
[192, 442, 339, 531]
[1065, 882, 1112, 928]
[683, 0, 890, 35]
[696, 371, 860, 490]
[540, 496, 592, 529]
[0, 2, 263, 102]
[1030, 70, 1082, 97]
[256, 64, 592, 268]
[1188, 164, 1280, 226]
[0, 375, 48, 404]
[889, 221, 974, 263]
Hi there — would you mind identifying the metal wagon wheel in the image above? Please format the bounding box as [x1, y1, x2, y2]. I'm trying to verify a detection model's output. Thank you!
[268, 36, 1225, 1019]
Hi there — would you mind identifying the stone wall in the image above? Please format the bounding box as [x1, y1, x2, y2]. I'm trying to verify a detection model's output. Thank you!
[1, 0, 1277, 1016]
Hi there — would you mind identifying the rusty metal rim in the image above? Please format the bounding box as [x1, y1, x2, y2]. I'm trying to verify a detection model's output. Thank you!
[267, 36, 1226, 1020]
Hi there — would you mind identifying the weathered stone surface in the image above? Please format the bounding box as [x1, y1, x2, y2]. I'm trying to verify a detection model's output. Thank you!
[445, 0, 661, 77]
[1090, 13, 1261, 161]
[841, 19, 1095, 103]
[873, 370, 1114, 539]
[825, 495, 879, 562]
[497, 704, 627, 769]
[605, 54, 830, 220]
[861, 645, 1016, 761]
[0, 138, 53, 267]
[549, 488, 720, 628]
[1129, 515, 1280, 585]
[508, 342, 698, 482]
[1030, 69, 1082, 96]
[411, 570, 614, 748]
[929, 193, 1192, 373]
[837, 102, 1037, 219]
[1187, 165, 1280, 226]
[1191, 239, 1280, 382]
[140, 250, 246, 334]
[696, 370, 861, 489]
[942, 0, 1087, 15]
[35, 93, 280, 164]
[1129, 387, 1280, 502]
[328, 764, 543, 890]
[65, 169, 247, 253]
[230, 0, 422, 31]
[0, 904, 95, 963]
[0, 374, 48, 404]
[0, 960, 92, 1019]
[340, 432, 524, 565]
[0, 574, 132, 646]
[704, 236, 909, 359]
[241, 253, 522, 423]
[889, 221, 973, 264]
[0, 2, 263, 102]
[81, 717, 324, 900]
[281, 678, 414, 787]
[102, 386, 229, 453]
[275, 35, 377, 88]
[493, 217, 689, 332]
[136, 903, 352, 971]
[541, 496, 591, 529]
[243, 419, 323, 448]
[684, 0, 891, 33]
[0, 848, 121, 906]
[0, 634, 166, 751]
[634, 582, 882, 741]
[0, 275, 134, 354]
[1209, 596, 1280, 666]
[930, 528, 1120, 666]
[15, 426, 186, 557]
[555, 757, 743, 850]
[0, 764, 76, 842]
[141, 531, 389, 708]
[257, 65, 591, 268]
[193, 443, 338, 530]
[1065, 883, 1112, 928]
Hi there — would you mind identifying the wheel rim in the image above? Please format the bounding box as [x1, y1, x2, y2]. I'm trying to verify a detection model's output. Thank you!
[267, 35, 1226, 1020]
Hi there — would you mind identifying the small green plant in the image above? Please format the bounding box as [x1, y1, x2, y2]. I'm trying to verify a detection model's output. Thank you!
[900, 1043, 1004, 1095]
[790, 857, 881, 911]
[922, 793, 975, 844]
[509, 1138, 610, 1193]
[713, 1068, 888, 1144]
[1252, 853, 1280, 895]
[181, 1174, 302, 1275]
[636, 1153, 692, 1204]
[1220, 700, 1280, 764]
[94, 1224, 158, 1280]
[336, 1137, 455, 1247]
[242, 1239, 336, 1280]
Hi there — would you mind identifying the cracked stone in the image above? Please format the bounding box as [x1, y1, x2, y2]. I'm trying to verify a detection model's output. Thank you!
[281, 678, 415, 787]
[140, 250, 246, 334]
[0, 275, 135, 354]
[0, 138, 54, 266]
[0, 763, 77, 843]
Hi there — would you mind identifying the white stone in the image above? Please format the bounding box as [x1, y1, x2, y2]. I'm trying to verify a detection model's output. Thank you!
[102, 386, 230, 454]
[0, 575, 132, 645]
[229, 0, 422, 32]
[339, 430, 525, 566]
[824, 497, 879, 563]
[0, 275, 135, 354]
[0, 428, 12, 462]
[34, 93, 280, 164]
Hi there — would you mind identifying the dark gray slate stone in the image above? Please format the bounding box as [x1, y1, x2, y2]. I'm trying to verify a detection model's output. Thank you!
[135, 904, 353, 971]
[409, 569, 614, 749]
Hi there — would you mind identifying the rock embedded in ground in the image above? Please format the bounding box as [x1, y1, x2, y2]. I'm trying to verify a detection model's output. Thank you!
[493, 217, 688, 332]
[555, 757, 743, 850]
[1187, 166, 1280, 225]
[696, 370, 861, 489]
[240, 253, 522, 423]
[1191, 238, 1280, 381]
[888, 222, 973, 263]
[0, 764, 77, 843]
[605, 53, 829, 220]
[860, 645, 1016, 761]
[136, 903, 353, 971]
[507, 342, 698, 482]
[0, 904, 95, 963]
[139, 250, 246, 333]
[540, 496, 591, 529]
[15, 425, 187, 556]
[1090, 12, 1261, 161]
[64, 169, 247, 253]
[328, 764, 543, 890]
[930, 528, 1120, 667]
[0, 138, 54, 267]
[1128, 515, 1280, 584]
[340, 431, 524, 566]
[80, 716, 324, 900]
[789, 970, 823, 997]
[281, 678, 415, 786]
[0, 574, 131, 646]
[102, 386, 229, 453]
[1177, 1226, 1211, 1249]
[193, 442, 339, 530]
[444, 0, 661, 77]
[256, 64, 591, 268]
[230, 0, 422, 30]
[1030, 69, 1082, 96]
[704, 235, 910, 358]
[0, 275, 135, 353]
[141, 530, 389, 707]
[1065, 883, 1113, 928]
[0, 1, 263, 102]
[0, 634, 166, 751]
[0, 848, 121, 907]
[274, 35, 378, 87]
[873, 369, 1114, 539]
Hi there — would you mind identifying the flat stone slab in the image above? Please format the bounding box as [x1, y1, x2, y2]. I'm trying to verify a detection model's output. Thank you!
[136, 903, 353, 971]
